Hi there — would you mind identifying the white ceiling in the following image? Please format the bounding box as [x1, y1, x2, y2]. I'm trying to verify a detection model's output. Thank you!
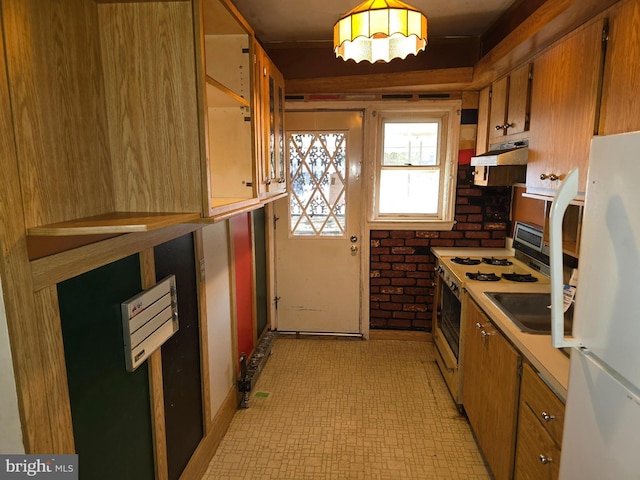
[231, 0, 517, 44]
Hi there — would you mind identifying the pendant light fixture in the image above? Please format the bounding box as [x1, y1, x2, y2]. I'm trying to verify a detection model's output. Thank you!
[333, 0, 428, 63]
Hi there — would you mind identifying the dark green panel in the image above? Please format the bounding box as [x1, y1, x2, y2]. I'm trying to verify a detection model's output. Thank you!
[253, 207, 268, 336]
[154, 234, 203, 480]
[57, 254, 155, 480]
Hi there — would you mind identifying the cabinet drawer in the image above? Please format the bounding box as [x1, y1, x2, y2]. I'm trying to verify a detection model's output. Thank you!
[515, 401, 561, 480]
[520, 364, 565, 445]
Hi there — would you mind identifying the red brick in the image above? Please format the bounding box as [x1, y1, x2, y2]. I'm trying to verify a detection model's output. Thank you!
[407, 272, 430, 279]
[457, 188, 483, 197]
[456, 223, 483, 231]
[492, 230, 507, 239]
[370, 239, 381, 248]
[430, 239, 455, 247]
[405, 287, 429, 295]
[391, 247, 415, 255]
[380, 255, 404, 263]
[370, 310, 392, 318]
[467, 214, 484, 222]
[416, 231, 440, 239]
[380, 286, 404, 294]
[380, 239, 405, 247]
[371, 262, 392, 269]
[392, 312, 416, 320]
[405, 239, 430, 246]
[379, 270, 405, 278]
[370, 318, 389, 327]
[415, 312, 431, 320]
[404, 304, 428, 312]
[455, 239, 481, 247]
[484, 222, 507, 230]
[416, 279, 431, 286]
[412, 319, 431, 329]
[456, 205, 482, 214]
[370, 270, 381, 278]
[391, 278, 417, 286]
[370, 278, 390, 286]
[439, 231, 464, 239]
[371, 255, 380, 262]
[406, 255, 429, 263]
[371, 247, 390, 255]
[393, 263, 417, 272]
[370, 302, 380, 309]
[455, 215, 468, 223]
[371, 231, 390, 239]
[465, 231, 490, 239]
[371, 294, 390, 302]
[390, 231, 416, 239]
[380, 302, 403, 311]
[391, 294, 415, 303]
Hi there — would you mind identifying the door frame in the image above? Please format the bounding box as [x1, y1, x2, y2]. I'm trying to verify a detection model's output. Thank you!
[267, 106, 369, 337]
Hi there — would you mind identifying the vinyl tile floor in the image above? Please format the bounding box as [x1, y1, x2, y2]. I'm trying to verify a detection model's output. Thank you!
[202, 336, 491, 479]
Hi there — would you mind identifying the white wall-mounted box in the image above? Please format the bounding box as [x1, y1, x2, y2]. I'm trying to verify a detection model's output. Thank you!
[121, 275, 179, 372]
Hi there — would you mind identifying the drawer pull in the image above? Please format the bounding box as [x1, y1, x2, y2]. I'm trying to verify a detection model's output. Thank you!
[541, 411, 555, 422]
[539, 454, 553, 464]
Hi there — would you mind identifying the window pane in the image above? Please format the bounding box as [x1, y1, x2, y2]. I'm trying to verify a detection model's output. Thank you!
[383, 122, 439, 166]
[379, 169, 439, 214]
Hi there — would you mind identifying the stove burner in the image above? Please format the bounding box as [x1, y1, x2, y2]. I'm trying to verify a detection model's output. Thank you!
[502, 273, 539, 283]
[482, 257, 513, 266]
[452, 257, 481, 265]
[466, 271, 501, 282]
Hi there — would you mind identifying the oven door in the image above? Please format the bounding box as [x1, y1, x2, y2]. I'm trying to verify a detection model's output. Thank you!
[433, 270, 462, 403]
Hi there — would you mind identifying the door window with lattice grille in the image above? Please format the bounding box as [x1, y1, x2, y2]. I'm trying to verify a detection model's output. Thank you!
[288, 132, 347, 237]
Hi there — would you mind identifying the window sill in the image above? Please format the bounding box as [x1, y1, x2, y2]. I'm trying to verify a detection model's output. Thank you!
[367, 220, 455, 231]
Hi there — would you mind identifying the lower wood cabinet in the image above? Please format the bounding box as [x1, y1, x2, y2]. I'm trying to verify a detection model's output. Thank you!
[462, 298, 521, 480]
[514, 364, 565, 480]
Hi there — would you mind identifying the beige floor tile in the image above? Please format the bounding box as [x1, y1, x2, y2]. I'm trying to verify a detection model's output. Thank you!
[203, 337, 490, 479]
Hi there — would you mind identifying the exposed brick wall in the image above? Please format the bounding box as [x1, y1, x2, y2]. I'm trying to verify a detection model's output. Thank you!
[369, 165, 512, 332]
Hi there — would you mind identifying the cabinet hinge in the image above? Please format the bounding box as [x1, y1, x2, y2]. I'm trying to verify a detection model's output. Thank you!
[602, 22, 609, 44]
[273, 215, 280, 229]
[517, 361, 523, 379]
[242, 48, 250, 54]
[274, 296, 281, 309]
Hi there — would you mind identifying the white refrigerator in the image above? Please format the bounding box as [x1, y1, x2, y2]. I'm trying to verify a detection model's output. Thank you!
[549, 131, 640, 479]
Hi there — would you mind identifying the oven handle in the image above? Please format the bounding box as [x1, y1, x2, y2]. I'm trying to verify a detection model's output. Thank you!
[434, 334, 456, 373]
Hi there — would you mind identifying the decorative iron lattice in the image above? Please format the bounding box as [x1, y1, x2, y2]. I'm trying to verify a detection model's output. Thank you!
[288, 133, 347, 236]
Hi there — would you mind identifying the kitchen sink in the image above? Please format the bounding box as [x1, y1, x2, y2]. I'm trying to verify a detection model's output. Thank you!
[484, 292, 573, 335]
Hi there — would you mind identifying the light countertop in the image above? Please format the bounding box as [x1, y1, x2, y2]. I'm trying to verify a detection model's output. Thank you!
[431, 247, 570, 401]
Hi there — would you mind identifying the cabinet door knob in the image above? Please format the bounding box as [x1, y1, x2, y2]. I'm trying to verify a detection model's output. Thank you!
[541, 411, 555, 422]
[475, 322, 484, 329]
[540, 173, 559, 181]
[494, 125, 504, 131]
[549, 174, 559, 181]
[503, 122, 514, 130]
[539, 454, 553, 464]
[480, 330, 493, 337]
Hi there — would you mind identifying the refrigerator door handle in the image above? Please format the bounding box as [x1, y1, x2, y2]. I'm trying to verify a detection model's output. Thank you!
[548, 167, 583, 348]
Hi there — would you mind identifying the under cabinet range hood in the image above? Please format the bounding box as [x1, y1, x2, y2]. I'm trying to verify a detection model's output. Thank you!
[471, 143, 528, 166]
[471, 141, 528, 186]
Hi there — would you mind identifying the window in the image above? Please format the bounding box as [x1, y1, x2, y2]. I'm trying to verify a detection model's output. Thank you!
[371, 105, 459, 226]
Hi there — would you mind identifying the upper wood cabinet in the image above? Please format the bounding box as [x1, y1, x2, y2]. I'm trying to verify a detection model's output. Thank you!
[4, 1, 203, 237]
[489, 63, 533, 141]
[462, 298, 521, 480]
[254, 41, 287, 199]
[525, 19, 606, 198]
[599, 0, 640, 135]
[201, 0, 259, 216]
[476, 86, 491, 155]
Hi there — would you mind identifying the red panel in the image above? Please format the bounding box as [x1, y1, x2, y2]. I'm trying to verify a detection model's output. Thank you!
[458, 148, 475, 165]
[230, 213, 254, 368]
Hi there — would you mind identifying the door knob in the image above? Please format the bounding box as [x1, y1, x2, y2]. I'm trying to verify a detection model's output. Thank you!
[350, 245, 358, 256]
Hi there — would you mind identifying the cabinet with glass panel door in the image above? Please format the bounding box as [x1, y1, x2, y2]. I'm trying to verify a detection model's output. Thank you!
[255, 40, 287, 200]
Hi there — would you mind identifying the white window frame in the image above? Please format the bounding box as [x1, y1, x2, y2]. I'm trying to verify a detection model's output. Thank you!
[368, 102, 460, 229]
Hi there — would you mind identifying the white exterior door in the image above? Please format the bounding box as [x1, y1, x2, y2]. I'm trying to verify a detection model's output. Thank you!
[274, 110, 363, 334]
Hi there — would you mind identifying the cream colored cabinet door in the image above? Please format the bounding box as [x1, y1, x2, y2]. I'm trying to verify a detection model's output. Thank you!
[274, 111, 363, 334]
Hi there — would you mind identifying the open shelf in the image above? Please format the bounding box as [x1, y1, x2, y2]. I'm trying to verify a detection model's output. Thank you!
[206, 75, 250, 108]
[27, 212, 201, 236]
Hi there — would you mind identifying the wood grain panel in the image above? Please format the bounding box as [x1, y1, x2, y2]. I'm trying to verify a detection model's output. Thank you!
[139, 250, 169, 480]
[515, 402, 561, 480]
[489, 75, 509, 140]
[476, 86, 491, 155]
[0, 7, 58, 452]
[3, 0, 114, 228]
[32, 288, 75, 453]
[507, 63, 532, 135]
[599, 0, 640, 135]
[520, 364, 565, 445]
[526, 19, 604, 195]
[98, 2, 202, 214]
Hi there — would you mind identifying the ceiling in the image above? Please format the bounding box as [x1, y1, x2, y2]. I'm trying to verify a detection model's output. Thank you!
[231, 0, 518, 45]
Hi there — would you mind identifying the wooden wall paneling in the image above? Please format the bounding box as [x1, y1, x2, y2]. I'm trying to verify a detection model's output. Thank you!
[57, 254, 156, 479]
[97, 1, 202, 214]
[31, 223, 200, 291]
[2, 0, 114, 229]
[154, 234, 204, 480]
[0, 10, 58, 452]
[193, 229, 213, 428]
[31, 288, 75, 453]
[599, 0, 640, 135]
[139, 249, 169, 480]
